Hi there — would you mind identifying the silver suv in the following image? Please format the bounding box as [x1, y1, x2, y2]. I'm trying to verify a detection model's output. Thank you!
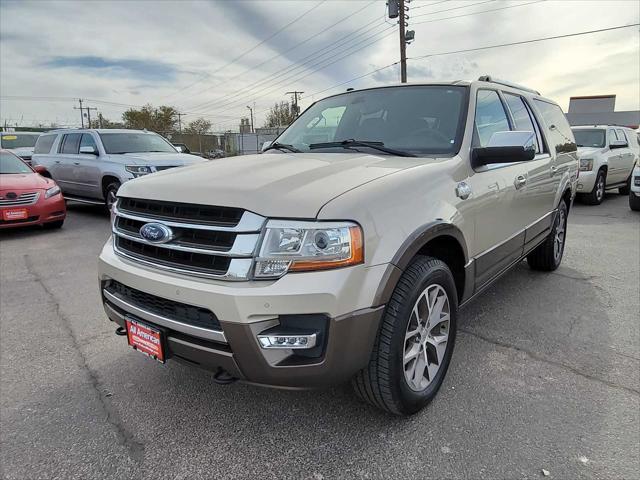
[32, 129, 205, 208]
[98, 77, 578, 415]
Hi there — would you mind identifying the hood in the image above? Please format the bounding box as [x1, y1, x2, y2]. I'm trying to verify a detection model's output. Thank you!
[106, 152, 205, 166]
[0, 172, 56, 192]
[8, 147, 35, 157]
[576, 146, 605, 158]
[118, 152, 431, 218]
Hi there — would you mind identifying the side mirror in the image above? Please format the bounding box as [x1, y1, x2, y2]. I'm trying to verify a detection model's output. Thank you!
[610, 140, 628, 149]
[472, 131, 536, 168]
[80, 145, 98, 155]
[261, 141, 273, 152]
[174, 145, 183, 152]
[33, 165, 48, 175]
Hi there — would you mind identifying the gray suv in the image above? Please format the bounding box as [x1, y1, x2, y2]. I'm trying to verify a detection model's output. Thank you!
[32, 129, 205, 208]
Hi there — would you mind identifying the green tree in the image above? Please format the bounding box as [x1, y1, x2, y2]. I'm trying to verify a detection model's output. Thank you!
[89, 113, 124, 129]
[263, 101, 296, 128]
[184, 118, 212, 135]
[121, 104, 178, 132]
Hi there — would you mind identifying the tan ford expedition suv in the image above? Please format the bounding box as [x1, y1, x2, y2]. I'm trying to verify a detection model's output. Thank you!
[99, 77, 578, 415]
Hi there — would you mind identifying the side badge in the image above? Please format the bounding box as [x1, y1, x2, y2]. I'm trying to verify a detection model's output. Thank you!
[455, 182, 472, 200]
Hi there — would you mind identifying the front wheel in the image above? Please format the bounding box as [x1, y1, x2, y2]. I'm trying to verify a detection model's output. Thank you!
[619, 174, 631, 195]
[581, 170, 606, 205]
[527, 199, 568, 271]
[352, 256, 457, 415]
[104, 181, 121, 210]
[630, 192, 640, 211]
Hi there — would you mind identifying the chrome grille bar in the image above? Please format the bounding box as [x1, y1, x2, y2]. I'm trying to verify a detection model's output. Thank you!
[0, 192, 40, 206]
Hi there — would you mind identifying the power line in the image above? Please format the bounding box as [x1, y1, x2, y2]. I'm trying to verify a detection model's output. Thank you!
[162, 0, 327, 100]
[178, 0, 378, 104]
[412, 0, 496, 19]
[411, 1, 451, 11]
[412, 0, 545, 26]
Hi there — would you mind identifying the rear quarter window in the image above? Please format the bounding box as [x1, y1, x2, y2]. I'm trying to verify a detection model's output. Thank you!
[34, 134, 57, 154]
[533, 100, 576, 154]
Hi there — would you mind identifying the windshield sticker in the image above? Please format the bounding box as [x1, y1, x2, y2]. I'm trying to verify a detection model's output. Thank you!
[2, 135, 17, 140]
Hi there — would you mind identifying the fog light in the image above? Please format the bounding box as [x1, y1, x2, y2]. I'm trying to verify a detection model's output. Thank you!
[258, 333, 316, 349]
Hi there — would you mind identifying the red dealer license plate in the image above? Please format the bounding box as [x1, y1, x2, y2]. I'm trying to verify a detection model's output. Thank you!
[125, 318, 165, 363]
[2, 208, 28, 221]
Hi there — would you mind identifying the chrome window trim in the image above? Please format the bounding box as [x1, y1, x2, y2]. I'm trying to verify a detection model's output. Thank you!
[113, 204, 265, 232]
[113, 240, 254, 281]
[103, 289, 227, 343]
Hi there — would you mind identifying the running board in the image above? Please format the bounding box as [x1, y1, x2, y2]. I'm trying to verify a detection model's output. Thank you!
[63, 195, 104, 205]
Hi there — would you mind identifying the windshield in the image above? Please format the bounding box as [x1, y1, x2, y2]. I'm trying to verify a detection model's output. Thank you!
[99, 132, 176, 154]
[275, 85, 467, 156]
[0, 151, 32, 174]
[0, 133, 39, 149]
[572, 129, 605, 148]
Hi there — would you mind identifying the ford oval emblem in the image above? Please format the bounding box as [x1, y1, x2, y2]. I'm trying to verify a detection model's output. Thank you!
[139, 222, 173, 244]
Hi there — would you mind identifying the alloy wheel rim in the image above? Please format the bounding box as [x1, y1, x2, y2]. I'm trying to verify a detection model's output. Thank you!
[403, 284, 450, 392]
[596, 176, 604, 201]
[553, 208, 566, 262]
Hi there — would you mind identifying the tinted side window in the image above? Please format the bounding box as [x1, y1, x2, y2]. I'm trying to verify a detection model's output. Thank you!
[80, 133, 98, 152]
[34, 134, 57, 154]
[60, 133, 81, 154]
[503, 93, 541, 153]
[474, 90, 510, 147]
[532, 100, 576, 154]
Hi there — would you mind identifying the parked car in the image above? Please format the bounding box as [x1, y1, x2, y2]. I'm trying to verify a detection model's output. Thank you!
[629, 164, 640, 211]
[207, 148, 225, 159]
[0, 149, 66, 229]
[32, 129, 206, 209]
[571, 125, 638, 204]
[98, 77, 578, 415]
[0, 131, 41, 165]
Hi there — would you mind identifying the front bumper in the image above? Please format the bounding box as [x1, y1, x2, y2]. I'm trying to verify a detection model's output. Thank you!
[98, 238, 387, 388]
[576, 170, 597, 193]
[0, 193, 66, 229]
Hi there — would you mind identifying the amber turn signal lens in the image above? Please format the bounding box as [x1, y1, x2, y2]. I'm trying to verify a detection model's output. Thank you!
[289, 226, 364, 272]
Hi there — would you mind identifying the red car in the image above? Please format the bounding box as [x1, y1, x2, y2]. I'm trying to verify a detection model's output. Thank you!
[0, 149, 66, 229]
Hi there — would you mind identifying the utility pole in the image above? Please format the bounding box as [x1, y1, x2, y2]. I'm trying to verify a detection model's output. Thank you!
[285, 91, 304, 116]
[246, 105, 254, 133]
[399, 0, 407, 83]
[74, 99, 85, 128]
[176, 112, 186, 133]
[85, 106, 97, 128]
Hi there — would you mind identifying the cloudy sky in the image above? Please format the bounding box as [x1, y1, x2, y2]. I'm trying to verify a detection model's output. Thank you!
[1, 0, 638, 131]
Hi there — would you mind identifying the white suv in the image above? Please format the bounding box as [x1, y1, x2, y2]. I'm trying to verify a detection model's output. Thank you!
[572, 125, 639, 205]
[630, 164, 640, 211]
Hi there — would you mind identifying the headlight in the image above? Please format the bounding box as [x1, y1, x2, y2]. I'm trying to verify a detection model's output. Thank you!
[579, 159, 593, 171]
[253, 220, 364, 278]
[44, 185, 61, 198]
[125, 165, 154, 177]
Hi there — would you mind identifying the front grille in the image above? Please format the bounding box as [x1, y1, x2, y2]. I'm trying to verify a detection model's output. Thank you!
[112, 198, 264, 279]
[0, 215, 39, 225]
[118, 197, 244, 227]
[105, 280, 221, 330]
[0, 192, 39, 206]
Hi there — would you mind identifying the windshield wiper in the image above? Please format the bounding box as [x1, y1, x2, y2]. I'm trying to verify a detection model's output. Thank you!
[308, 139, 415, 157]
[263, 142, 301, 153]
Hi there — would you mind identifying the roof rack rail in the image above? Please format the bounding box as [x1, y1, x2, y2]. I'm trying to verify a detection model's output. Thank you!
[478, 75, 540, 95]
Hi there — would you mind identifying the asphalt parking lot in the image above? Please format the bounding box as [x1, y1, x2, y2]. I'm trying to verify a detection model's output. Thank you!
[1, 195, 638, 480]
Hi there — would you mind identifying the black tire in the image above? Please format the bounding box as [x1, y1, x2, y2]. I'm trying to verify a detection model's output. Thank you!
[527, 199, 568, 271]
[619, 175, 631, 195]
[104, 181, 121, 210]
[352, 256, 457, 415]
[580, 169, 606, 205]
[43, 220, 64, 229]
[630, 192, 640, 211]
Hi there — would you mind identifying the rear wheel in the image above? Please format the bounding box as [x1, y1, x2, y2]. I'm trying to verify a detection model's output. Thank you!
[352, 256, 457, 415]
[581, 169, 606, 205]
[104, 181, 121, 210]
[527, 199, 568, 271]
[619, 174, 631, 195]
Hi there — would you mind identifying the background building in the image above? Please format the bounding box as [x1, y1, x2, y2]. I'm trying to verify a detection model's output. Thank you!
[565, 95, 640, 129]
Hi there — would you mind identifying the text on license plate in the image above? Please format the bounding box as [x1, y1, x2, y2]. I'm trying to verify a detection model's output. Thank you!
[2, 208, 28, 221]
[125, 318, 165, 362]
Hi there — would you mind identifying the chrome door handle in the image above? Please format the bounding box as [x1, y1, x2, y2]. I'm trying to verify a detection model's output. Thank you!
[550, 165, 558, 176]
[73, 162, 80, 165]
[514, 175, 527, 189]
[55, 160, 60, 164]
